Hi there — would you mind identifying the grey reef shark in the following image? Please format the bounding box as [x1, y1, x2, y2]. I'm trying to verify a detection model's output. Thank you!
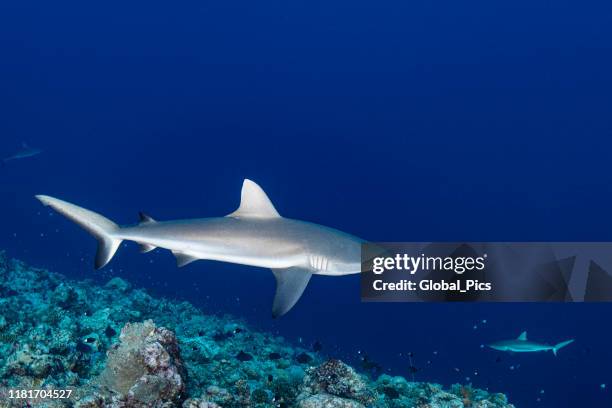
[36, 179, 364, 317]
[488, 331, 574, 356]
[3, 141, 42, 164]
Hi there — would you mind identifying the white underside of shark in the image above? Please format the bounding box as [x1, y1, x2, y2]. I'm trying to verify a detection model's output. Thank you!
[36, 179, 364, 317]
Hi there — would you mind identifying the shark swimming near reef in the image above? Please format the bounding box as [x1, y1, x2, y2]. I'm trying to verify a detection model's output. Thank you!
[487, 332, 574, 356]
[3, 141, 42, 164]
[35, 179, 364, 317]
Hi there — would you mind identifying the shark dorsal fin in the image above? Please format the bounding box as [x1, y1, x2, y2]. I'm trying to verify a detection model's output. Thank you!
[138, 212, 157, 225]
[517, 331, 528, 341]
[228, 179, 280, 219]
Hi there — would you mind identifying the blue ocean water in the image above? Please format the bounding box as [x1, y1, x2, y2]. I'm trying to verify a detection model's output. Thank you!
[1, 0, 611, 406]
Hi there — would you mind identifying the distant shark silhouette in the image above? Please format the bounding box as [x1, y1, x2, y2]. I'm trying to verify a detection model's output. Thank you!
[488, 332, 574, 356]
[3, 141, 42, 164]
[36, 179, 364, 317]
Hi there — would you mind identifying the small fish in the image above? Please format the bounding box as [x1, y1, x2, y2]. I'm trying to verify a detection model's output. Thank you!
[236, 351, 253, 362]
[408, 365, 419, 374]
[296, 352, 312, 364]
[360, 354, 383, 373]
[213, 332, 231, 342]
[268, 352, 282, 360]
[3, 141, 42, 164]
[76, 341, 92, 353]
[105, 325, 117, 337]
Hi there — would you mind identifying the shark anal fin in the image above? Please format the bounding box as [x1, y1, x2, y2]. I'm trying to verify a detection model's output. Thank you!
[228, 179, 280, 219]
[271, 267, 312, 318]
[173, 251, 199, 267]
[139, 212, 157, 225]
[517, 331, 528, 341]
[139, 243, 156, 253]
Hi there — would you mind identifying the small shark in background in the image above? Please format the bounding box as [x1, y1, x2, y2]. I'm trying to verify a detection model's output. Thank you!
[3, 141, 42, 164]
[35, 179, 364, 317]
[488, 332, 574, 356]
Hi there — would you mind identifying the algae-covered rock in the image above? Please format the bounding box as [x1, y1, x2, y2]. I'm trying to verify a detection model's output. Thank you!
[301, 359, 375, 405]
[96, 320, 185, 406]
[105, 277, 132, 293]
[298, 393, 366, 408]
[182, 398, 222, 408]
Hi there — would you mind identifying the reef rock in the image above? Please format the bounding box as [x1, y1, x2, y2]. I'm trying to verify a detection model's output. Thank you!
[94, 320, 185, 407]
[299, 359, 375, 405]
[0, 252, 516, 408]
[298, 393, 365, 408]
[182, 398, 222, 408]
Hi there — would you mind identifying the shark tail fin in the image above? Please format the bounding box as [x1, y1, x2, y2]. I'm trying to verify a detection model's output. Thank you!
[553, 339, 574, 356]
[35, 195, 122, 269]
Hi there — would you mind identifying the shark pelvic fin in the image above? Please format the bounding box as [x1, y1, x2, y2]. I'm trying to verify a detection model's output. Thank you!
[228, 179, 280, 219]
[271, 267, 312, 318]
[517, 331, 528, 341]
[138, 212, 157, 225]
[173, 251, 199, 267]
[139, 243, 156, 253]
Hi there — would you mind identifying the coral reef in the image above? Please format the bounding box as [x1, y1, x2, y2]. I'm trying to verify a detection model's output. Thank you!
[0, 251, 515, 407]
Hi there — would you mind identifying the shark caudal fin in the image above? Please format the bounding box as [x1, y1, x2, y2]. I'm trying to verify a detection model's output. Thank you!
[35, 195, 122, 269]
[552, 339, 575, 356]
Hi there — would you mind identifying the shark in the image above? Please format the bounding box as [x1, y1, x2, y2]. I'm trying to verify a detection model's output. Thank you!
[3, 141, 42, 164]
[35, 179, 364, 317]
[487, 332, 574, 356]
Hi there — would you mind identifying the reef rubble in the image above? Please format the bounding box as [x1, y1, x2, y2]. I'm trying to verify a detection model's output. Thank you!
[0, 252, 515, 408]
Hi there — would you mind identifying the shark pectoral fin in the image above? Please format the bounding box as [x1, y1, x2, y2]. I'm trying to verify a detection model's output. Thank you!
[172, 251, 199, 267]
[227, 179, 281, 219]
[139, 243, 157, 253]
[271, 267, 312, 318]
[517, 331, 528, 341]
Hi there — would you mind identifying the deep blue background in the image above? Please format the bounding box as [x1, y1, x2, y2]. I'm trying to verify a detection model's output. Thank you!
[1, 1, 611, 406]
